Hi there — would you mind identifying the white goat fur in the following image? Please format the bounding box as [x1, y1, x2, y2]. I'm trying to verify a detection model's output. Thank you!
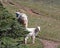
[16, 12, 28, 28]
[25, 26, 40, 44]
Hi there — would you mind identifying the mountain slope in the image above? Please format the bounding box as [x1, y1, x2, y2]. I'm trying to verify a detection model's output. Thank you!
[0, 1, 43, 48]
[1, 0, 60, 41]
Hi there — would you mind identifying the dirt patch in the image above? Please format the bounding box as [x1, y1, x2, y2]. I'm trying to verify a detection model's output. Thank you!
[40, 39, 60, 48]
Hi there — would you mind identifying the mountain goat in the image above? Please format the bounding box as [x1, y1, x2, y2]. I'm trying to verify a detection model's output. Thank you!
[25, 26, 40, 44]
[16, 12, 28, 28]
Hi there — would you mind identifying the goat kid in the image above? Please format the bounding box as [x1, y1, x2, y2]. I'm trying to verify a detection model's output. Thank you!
[25, 26, 40, 44]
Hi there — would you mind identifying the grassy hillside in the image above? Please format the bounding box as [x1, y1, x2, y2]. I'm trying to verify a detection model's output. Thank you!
[2, 0, 60, 41]
[0, 0, 60, 48]
[9, 0, 60, 21]
[0, 1, 43, 48]
[7, 0, 60, 41]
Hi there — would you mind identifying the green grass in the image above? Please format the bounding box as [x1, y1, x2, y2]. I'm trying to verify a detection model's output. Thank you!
[0, 37, 43, 48]
[2, 0, 60, 42]
[1, 1, 44, 48]
[12, 0, 60, 20]
[28, 13, 60, 41]
[57, 45, 60, 48]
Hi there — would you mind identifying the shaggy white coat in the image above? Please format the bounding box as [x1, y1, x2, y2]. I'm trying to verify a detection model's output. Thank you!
[16, 12, 28, 28]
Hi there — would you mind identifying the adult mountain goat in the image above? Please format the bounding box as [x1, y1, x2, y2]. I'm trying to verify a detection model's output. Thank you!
[16, 12, 28, 28]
